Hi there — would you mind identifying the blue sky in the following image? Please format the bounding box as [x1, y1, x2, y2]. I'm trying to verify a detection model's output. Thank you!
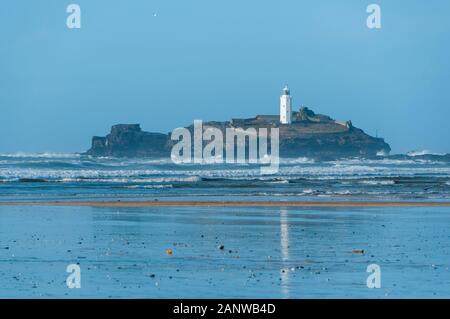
[1, 0, 450, 154]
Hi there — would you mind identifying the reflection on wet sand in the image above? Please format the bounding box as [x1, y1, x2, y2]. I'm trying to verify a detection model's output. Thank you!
[280, 208, 290, 298]
[2, 205, 450, 298]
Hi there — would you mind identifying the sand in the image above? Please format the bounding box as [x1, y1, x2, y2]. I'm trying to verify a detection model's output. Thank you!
[2, 204, 450, 298]
[1, 200, 450, 207]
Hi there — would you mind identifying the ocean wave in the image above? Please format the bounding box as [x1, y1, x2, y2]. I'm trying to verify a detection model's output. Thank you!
[1, 155, 450, 188]
[122, 184, 173, 189]
[268, 179, 290, 184]
[18, 178, 49, 183]
[60, 176, 201, 183]
[0, 152, 80, 159]
[328, 158, 440, 166]
[360, 180, 395, 186]
[407, 150, 446, 157]
[334, 190, 354, 196]
[0, 154, 174, 169]
[280, 157, 315, 164]
[2, 165, 450, 183]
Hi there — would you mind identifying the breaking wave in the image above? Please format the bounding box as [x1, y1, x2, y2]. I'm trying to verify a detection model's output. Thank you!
[407, 150, 446, 157]
[1, 152, 450, 201]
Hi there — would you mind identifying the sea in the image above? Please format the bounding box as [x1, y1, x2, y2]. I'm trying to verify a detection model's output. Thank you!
[1, 153, 450, 298]
[1, 152, 450, 202]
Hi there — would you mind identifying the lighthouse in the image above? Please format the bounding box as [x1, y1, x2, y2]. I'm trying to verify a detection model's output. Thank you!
[280, 85, 292, 124]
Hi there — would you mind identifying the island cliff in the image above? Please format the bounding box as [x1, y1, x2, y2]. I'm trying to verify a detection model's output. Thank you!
[85, 107, 391, 160]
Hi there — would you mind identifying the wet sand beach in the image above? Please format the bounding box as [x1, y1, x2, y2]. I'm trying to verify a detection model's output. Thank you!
[1, 200, 450, 207]
[1, 204, 450, 298]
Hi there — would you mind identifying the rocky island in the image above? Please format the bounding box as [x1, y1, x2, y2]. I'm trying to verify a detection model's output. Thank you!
[85, 106, 391, 160]
[85, 86, 391, 160]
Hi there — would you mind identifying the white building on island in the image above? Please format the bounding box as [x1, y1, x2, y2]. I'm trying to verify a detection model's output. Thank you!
[280, 85, 292, 124]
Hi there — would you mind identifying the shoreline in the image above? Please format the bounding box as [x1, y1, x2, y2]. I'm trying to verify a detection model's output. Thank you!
[1, 200, 450, 207]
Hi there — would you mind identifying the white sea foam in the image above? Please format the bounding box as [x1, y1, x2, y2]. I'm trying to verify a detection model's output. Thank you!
[2, 164, 450, 182]
[2, 156, 450, 184]
[123, 184, 173, 189]
[376, 150, 389, 156]
[0, 152, 80, 159]
[268, 180, 289, 184]
[328, 158, 435, 165]
[407, 150, 445, 157]
[60, 176, 200, 183]
[280, 157, 315, 164]
[334, 190, 353, 195]
[144, 184, 173, 189]
[360, 180, 395, 186]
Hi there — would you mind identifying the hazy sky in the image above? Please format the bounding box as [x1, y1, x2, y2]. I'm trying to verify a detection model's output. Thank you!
[1, 0, 450, 154]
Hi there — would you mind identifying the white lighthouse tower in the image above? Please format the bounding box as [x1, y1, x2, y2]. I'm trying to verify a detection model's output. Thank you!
[280, 85, 292, 124]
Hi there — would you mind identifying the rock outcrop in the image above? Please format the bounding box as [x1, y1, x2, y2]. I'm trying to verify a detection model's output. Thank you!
[87, 124, 170, 157]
